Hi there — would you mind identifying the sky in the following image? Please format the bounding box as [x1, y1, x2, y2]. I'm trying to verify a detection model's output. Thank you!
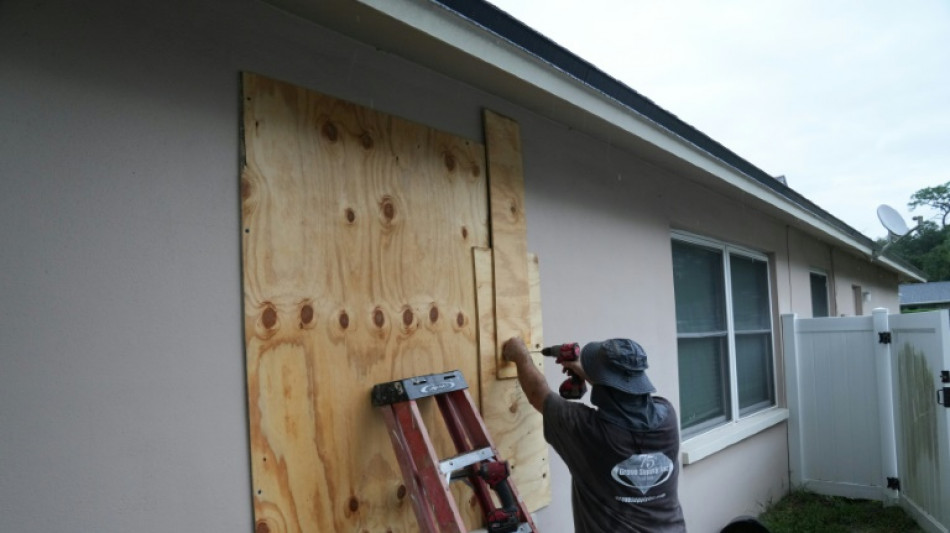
[489, 0, 950, 240]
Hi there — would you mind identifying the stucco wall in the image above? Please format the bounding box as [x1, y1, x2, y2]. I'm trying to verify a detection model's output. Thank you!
[520, 122, 796, 529]
[1, 1, 898, 532]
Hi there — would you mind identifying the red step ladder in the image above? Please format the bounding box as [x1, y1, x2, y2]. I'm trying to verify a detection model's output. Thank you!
[372, 370, 537, 533]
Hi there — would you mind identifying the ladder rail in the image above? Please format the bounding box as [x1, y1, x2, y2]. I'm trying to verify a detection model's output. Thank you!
[437, 391, 499, 515]
[441, 389, 537, 528]
[374, 370, 538, 533]
[387, 401, 468, 533]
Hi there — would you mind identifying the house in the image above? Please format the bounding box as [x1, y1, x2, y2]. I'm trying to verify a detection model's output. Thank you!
[899, 281, 950, 312]
[0, 0, 925, 532]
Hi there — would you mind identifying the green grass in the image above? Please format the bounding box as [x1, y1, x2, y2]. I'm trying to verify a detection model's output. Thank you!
[758, 491, 922, 533]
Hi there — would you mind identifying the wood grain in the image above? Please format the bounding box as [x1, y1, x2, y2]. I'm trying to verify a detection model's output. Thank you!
[474, 247, 551, 512]
[242, 72, 489, 532]
[484, 110, 531, 379]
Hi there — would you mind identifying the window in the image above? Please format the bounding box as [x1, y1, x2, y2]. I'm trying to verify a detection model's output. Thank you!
[810, 271, 830, 317]
[672, 234, 776, 437]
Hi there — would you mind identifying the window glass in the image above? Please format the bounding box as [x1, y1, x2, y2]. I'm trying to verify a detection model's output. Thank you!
[810, 272, 829, 317]
[672, 241, 725, 333]
[730, 255, 771, 331]
[677, 336, 730, 430]
[672, 235, 776, 436]
[735, 332, 774, 413]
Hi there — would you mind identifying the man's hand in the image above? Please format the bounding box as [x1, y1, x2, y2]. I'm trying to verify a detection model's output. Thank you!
[503, 337, 531, 366]
[560, 358, 590, 384]
[502, 336, 551, 413]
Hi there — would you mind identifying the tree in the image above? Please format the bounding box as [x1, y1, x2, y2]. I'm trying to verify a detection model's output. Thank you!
[909, 181, 950, 227]
[879, 183, 950, 281]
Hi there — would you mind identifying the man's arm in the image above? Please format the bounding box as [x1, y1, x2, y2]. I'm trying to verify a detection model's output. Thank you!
[502, 337, 552, 413]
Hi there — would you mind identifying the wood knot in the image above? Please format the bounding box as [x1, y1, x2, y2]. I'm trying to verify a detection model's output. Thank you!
[374, 308, 385, 328]
[300, 304, 314, 327]
[348, 496, 360, 513]
[345, 208, 356, 224]
[261, 305, 278, 330]
[456, 312, 465, 328]
[339, 311, 350, 329]
[255, 521, 270, 533]
[429, 306, 439, 324]
[461, 226, 468, 240]
[471, 163, 481, 177]
[443, 152, 456, 171]
[380, 196, 395, 222]
[396, 484, 407, 500]
[360, 131, 374, 149]
[402, 308, 414, 327]
[322, 121, 338, 142]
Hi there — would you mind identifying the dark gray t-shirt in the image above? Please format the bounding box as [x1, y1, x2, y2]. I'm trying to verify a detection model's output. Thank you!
[543, 394, 686, 532]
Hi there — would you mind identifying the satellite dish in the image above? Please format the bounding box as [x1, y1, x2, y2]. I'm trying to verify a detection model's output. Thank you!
[877, 204, 910, 237]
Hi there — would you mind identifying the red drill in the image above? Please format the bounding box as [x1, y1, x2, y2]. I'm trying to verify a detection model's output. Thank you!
[478, 461, 521, 533]
[541, 343, 587, 400]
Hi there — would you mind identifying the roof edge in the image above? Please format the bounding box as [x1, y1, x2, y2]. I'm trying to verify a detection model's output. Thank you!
[426, 0, 925, 281]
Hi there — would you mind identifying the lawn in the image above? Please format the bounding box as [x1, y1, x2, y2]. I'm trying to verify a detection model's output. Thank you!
[757, 491, 923, 533]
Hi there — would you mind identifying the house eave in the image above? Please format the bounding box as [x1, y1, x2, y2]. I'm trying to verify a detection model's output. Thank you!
[263, 0, 924, 282]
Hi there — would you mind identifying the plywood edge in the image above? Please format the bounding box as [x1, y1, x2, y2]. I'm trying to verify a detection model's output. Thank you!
[484, 109, 530, 380]
[473, 246, 497, 410]
[526, 251, 551, 509]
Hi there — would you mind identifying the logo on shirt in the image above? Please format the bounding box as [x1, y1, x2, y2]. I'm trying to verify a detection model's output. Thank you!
[611, 452, 674, 495]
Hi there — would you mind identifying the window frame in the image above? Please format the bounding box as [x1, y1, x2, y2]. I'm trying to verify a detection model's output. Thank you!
[671, 231, 780, 442]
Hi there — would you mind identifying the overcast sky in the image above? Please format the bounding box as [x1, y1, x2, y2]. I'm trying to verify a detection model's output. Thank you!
[489, 0, 950, 240]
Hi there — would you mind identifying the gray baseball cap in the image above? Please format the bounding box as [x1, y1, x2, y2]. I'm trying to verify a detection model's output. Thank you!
[581, 338, 656, 395]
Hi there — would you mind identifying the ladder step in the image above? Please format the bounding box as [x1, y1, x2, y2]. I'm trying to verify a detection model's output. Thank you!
[439, 446, 496, 480]
[371, 370, 468, 406]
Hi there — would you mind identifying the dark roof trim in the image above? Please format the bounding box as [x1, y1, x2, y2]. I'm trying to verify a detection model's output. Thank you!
[431, 0, 876, 246]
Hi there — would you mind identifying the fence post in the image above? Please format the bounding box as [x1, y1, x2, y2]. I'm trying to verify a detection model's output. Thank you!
[781, 313, 805, 488]
[872, 307, 899, 503]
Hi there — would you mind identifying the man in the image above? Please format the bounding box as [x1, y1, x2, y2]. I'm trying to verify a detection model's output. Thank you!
[503, 336, 686, 532]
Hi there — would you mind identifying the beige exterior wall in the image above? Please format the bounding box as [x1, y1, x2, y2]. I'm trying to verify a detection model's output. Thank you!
[0, 1, 902, 532]
[516, 117, 902, 529]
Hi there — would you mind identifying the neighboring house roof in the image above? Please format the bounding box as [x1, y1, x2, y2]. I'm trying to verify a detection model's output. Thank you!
[268, 0, 925, 282]
[899, 282, 950, 306]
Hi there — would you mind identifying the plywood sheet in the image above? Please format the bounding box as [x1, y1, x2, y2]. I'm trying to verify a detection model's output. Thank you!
[241, 73, 489, 532]
[474, 247, 551, 512]
[484, 110, 530, 379]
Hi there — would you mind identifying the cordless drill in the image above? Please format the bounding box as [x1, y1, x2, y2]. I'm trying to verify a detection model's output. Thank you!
[541, 343, 587, 400]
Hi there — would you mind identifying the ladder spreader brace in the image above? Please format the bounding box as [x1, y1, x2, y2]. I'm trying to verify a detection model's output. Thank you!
[372, 370, 537, 533]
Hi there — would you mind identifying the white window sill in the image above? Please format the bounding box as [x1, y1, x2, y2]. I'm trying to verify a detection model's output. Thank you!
[681, 408, 789, 465]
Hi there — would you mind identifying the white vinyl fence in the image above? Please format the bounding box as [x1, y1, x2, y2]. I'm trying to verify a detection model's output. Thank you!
[783, 309, 950, 533]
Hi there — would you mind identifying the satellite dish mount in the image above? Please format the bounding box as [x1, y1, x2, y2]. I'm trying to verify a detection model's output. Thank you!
[873, 204, 923, 259]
